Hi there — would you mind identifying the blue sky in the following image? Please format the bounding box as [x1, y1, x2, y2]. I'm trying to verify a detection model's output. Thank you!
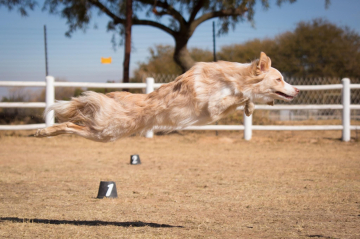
[0, 0, 360, 98]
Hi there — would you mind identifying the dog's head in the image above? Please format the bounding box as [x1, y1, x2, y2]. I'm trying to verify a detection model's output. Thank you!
[248, 52, 299, 104]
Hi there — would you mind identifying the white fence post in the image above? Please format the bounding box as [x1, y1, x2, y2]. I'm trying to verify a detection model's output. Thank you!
[243, 112, 252, 140]
[45, 76, 55, 127]
[342, 78, 351, 142]
[145, 77, 154, 138]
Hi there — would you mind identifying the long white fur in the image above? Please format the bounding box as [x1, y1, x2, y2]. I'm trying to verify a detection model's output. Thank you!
[35, 52, 299, 142]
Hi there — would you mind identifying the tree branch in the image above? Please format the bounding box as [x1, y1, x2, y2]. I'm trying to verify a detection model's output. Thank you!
[132, 18, 176, 36]
[136, 0, 187, 27]
[88, 0, 123, 23]
[191, 6, 248, 31]
[88, 0, 175, 37]
[188, 0, 205, 23]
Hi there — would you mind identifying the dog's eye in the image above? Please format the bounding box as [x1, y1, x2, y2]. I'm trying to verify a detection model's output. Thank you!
[276, 78, 282, 82]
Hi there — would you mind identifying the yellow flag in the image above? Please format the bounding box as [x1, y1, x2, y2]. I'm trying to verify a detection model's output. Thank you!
[101, 57, 112, 64]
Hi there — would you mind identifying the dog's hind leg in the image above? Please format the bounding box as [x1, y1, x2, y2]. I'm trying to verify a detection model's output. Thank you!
[35, 122, 92, 139]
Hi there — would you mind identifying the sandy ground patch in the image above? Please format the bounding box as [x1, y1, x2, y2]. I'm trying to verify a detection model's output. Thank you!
[0, 130, 359, 238]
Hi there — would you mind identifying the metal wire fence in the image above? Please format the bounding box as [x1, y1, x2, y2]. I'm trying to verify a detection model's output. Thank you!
[274, 77, 360, 121]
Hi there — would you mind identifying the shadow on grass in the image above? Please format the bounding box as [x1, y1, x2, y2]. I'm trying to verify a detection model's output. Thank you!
[0, 217, 183, 228]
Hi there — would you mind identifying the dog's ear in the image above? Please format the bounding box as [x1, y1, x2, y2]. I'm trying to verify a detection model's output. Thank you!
[267, 100, 274, 106]
[256, 52, 271, 75]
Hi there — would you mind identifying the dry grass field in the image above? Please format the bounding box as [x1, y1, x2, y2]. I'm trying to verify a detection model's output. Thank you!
[0, 129, 359, 238]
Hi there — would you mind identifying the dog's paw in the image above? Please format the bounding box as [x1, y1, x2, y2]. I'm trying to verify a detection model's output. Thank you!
[267, 101, 274, 106]
[244, 101, 255, 117]
[34, 129, 47, 138]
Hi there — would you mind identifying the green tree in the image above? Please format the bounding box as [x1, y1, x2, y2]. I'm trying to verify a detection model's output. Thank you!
[135, 45, 183, 77]
[133, 44, 213, 81]
[218, 19, 360, 78]
[0, 0, 37, 16]
[133, 19, 360, 79]
[1, 0, 320, 72]
[276, 18, 360, 78]
[218, 38, 274, 63]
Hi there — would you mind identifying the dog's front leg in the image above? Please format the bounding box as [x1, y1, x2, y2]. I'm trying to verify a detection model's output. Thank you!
[267, 100, 274, 106]
[244, 100, 255, 117]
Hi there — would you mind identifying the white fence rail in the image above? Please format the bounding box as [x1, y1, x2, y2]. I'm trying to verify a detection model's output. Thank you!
[0, 77, 359, 141]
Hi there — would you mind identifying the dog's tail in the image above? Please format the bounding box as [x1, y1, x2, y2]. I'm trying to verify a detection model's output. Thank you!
[44, 91, 108, 125]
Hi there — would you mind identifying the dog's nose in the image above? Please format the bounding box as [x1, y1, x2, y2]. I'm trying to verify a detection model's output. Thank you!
[294, 87, 300, 94]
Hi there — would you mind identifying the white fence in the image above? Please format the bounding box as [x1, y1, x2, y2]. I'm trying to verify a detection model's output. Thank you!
[0, 76, 359, 141]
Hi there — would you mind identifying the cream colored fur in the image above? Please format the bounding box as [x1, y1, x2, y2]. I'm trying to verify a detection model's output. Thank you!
[35, 52, 299, 142]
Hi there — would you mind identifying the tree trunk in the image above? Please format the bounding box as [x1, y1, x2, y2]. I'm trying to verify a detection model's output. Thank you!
[123, 0, 132, 84]
[173, 37, 196, 73]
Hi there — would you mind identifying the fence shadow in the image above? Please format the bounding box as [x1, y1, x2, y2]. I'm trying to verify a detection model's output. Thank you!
[0, 217, 183, 228]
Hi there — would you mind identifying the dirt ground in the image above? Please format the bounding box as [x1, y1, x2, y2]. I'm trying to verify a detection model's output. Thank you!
[0, 130, 359, 238]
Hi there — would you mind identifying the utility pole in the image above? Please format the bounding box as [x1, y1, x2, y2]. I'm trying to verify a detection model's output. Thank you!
[44, 25, 49, 76]
[213, 21, 218, 136]
[123, 0, 132, 85]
